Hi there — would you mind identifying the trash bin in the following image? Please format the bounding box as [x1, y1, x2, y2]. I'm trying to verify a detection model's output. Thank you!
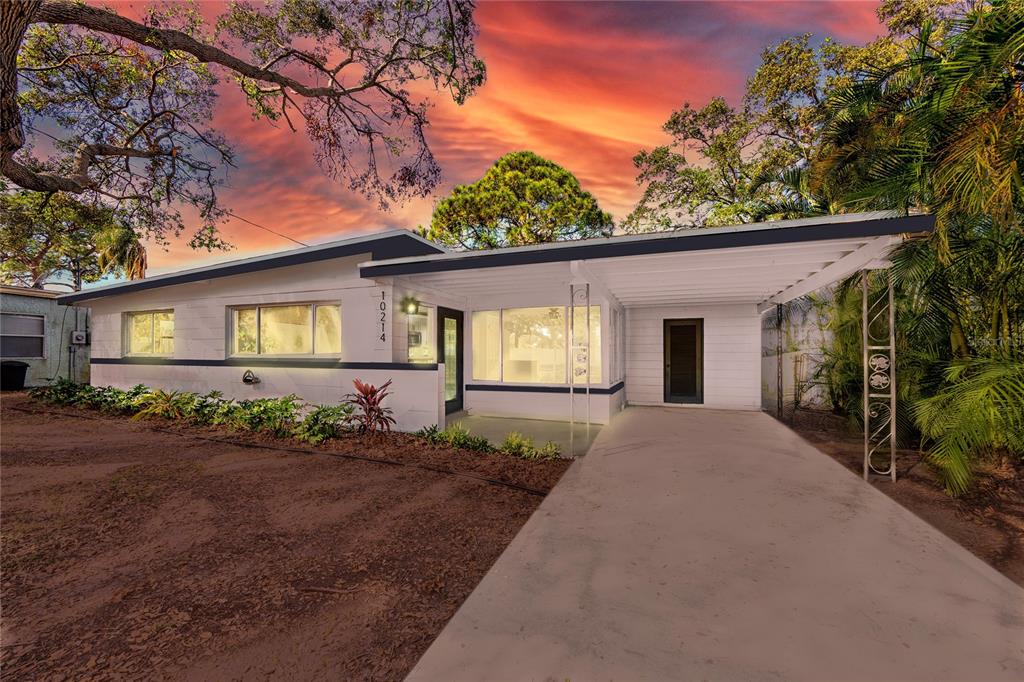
[1, 360, 30, 391]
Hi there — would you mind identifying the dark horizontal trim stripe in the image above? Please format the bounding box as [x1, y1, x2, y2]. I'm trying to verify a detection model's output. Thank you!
[91, 357, 438, 371]
[360, 215, 935, 277]
[466, 381, 625, 395]
[61, 233, 443, 303]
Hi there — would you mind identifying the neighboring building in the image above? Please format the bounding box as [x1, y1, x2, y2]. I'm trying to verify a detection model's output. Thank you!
[59, 213, 933, 431]
[1, 285, 90, 386]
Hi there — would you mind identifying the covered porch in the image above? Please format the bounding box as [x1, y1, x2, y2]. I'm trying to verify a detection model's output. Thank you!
[363, 212, 934, 473]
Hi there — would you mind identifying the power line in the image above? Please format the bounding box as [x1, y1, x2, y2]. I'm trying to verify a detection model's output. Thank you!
[224, 210, 308, 247]
[21, 123, 310, 248]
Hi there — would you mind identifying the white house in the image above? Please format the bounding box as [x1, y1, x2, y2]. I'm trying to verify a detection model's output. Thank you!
[59, 212, 933, 432]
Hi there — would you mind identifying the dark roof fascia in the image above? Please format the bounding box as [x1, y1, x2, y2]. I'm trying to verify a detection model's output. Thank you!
[60, 232, 443, 303]
[359, 214, 935, 278]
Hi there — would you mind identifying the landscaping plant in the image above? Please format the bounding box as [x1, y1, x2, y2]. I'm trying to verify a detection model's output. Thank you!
[499, 432, 562, 461]
[133, 390, 193, 421]
[232, 395, 303, 437]
[347, 379, 396, 434]
[418, 424, 494, 452]
[293, 404, 355, 444]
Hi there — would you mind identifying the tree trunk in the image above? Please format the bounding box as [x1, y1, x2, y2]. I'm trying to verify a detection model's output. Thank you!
[0, 1, 41, 173]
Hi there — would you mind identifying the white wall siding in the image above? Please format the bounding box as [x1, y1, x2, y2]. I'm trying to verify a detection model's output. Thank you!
[464, 389, 621, 424]
[86, 256, 388, 362]
[625, 304, 761, 410]
[92, 364, 444, 432]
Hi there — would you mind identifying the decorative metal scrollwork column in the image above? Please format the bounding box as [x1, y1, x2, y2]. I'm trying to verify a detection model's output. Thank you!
[568, 282, 591, 457]
[862, 270, 897, 482]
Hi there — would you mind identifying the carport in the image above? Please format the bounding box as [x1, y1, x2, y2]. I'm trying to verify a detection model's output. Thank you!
[362, 211, 932, 473]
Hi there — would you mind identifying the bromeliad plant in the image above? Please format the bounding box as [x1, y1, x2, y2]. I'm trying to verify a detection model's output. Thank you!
[347, 379, 396, 434]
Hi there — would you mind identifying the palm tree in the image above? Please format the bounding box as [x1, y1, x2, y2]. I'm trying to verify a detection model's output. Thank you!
[812, 1, 1024, 492]
[96, 226, 147, 280]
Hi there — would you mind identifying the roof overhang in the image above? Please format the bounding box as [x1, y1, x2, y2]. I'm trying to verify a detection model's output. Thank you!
[59, 229, 444, 304]
[361, 213, 933, 309]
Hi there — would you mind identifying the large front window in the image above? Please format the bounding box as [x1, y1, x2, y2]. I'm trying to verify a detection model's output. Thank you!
[232, 304, 340, 356]
[472, 306, 601, 384]
[126, 310, 174, 356]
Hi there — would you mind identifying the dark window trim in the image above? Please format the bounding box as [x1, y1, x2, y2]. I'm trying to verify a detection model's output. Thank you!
[465, 381, 624, 395]
[90, 357, 438, 370]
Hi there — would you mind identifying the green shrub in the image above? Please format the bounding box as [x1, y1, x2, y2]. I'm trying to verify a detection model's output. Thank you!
[29, 378, 85, 405]
[499, 431, 534, 457]
[233, 395, 303, 437]
[531, 441, 562, 461]
[293, 403, 355, 444]
[499, 432, 561, 460]
[181, 390, 230, 425]
[417, 424, 494, 452]
[133, 390, 195, 420]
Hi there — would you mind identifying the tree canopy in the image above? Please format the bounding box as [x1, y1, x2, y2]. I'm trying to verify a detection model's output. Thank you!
[423, 151, 613, 249]
[624, 0, 964, 231]
[1, 0, 486, 249]
[0, 189, 145, 289]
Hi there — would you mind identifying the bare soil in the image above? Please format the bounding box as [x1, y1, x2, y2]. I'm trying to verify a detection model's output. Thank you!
[791, 409, 1024, 587]
[0, 393, 569, 681]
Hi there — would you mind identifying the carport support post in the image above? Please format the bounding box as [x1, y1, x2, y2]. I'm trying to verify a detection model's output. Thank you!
[776, 303, 784, 420]
[862, 270, 898, 482]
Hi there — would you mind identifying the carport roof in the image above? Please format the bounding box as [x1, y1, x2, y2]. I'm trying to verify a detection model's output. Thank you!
[361, 212, 934, 309]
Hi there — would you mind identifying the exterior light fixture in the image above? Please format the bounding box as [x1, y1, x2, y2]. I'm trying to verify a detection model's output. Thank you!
[400, 295, 421, 315]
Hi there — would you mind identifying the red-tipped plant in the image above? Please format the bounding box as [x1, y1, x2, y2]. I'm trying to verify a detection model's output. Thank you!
[347, 379, 397, 434]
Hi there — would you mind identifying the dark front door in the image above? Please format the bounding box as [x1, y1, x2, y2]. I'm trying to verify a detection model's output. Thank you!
[664, 319, 703, 404]
[437, 307, 464, 414]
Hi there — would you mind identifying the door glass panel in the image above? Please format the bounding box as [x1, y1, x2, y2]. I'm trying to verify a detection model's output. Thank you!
[407, 308, 435, 363]
[669, 324, 698, 397]
[444, 317, 457, 401]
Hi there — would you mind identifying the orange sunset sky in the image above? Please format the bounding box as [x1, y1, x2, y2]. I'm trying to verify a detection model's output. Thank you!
[106, 1, 886, 274]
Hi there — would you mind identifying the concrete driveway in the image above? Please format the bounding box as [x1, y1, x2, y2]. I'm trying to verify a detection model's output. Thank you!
[408, 407, 1024, 681]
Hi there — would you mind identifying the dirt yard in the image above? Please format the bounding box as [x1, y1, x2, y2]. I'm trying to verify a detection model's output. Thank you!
[791, 409, 1024, 587]
[0, 393, 569, 681]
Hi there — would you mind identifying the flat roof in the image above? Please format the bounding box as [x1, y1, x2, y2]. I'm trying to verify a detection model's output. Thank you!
[1, 285, 62, 299]
[359, 212, 934, 277]
[60, 229, 445, 303]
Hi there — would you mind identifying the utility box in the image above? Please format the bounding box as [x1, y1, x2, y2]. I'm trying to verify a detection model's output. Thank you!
[70, 330, 89, 345]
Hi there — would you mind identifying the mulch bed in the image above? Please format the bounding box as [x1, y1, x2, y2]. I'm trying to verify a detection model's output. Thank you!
[790, 409, 1024, 587]
[0, 392, 570, 681]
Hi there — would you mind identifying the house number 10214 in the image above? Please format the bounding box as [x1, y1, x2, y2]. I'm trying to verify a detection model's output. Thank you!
[379, 290, 387, 343]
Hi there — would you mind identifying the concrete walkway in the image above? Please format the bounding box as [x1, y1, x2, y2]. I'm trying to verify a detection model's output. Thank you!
[408, 407, 1024, 681]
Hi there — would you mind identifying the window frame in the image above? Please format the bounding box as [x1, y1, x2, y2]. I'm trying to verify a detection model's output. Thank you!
[471, 304, 603, 386]
[123, 309, 174, 357]
[228, 302, 342, 358]
[0, 313, 46, 359]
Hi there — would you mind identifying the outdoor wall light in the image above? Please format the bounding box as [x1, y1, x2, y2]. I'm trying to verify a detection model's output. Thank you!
[241, 369, 260, 385]
[400, 295, 421, 315]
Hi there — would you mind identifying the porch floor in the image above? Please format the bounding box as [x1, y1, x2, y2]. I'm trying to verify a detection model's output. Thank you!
[450, 414, 602, 457]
